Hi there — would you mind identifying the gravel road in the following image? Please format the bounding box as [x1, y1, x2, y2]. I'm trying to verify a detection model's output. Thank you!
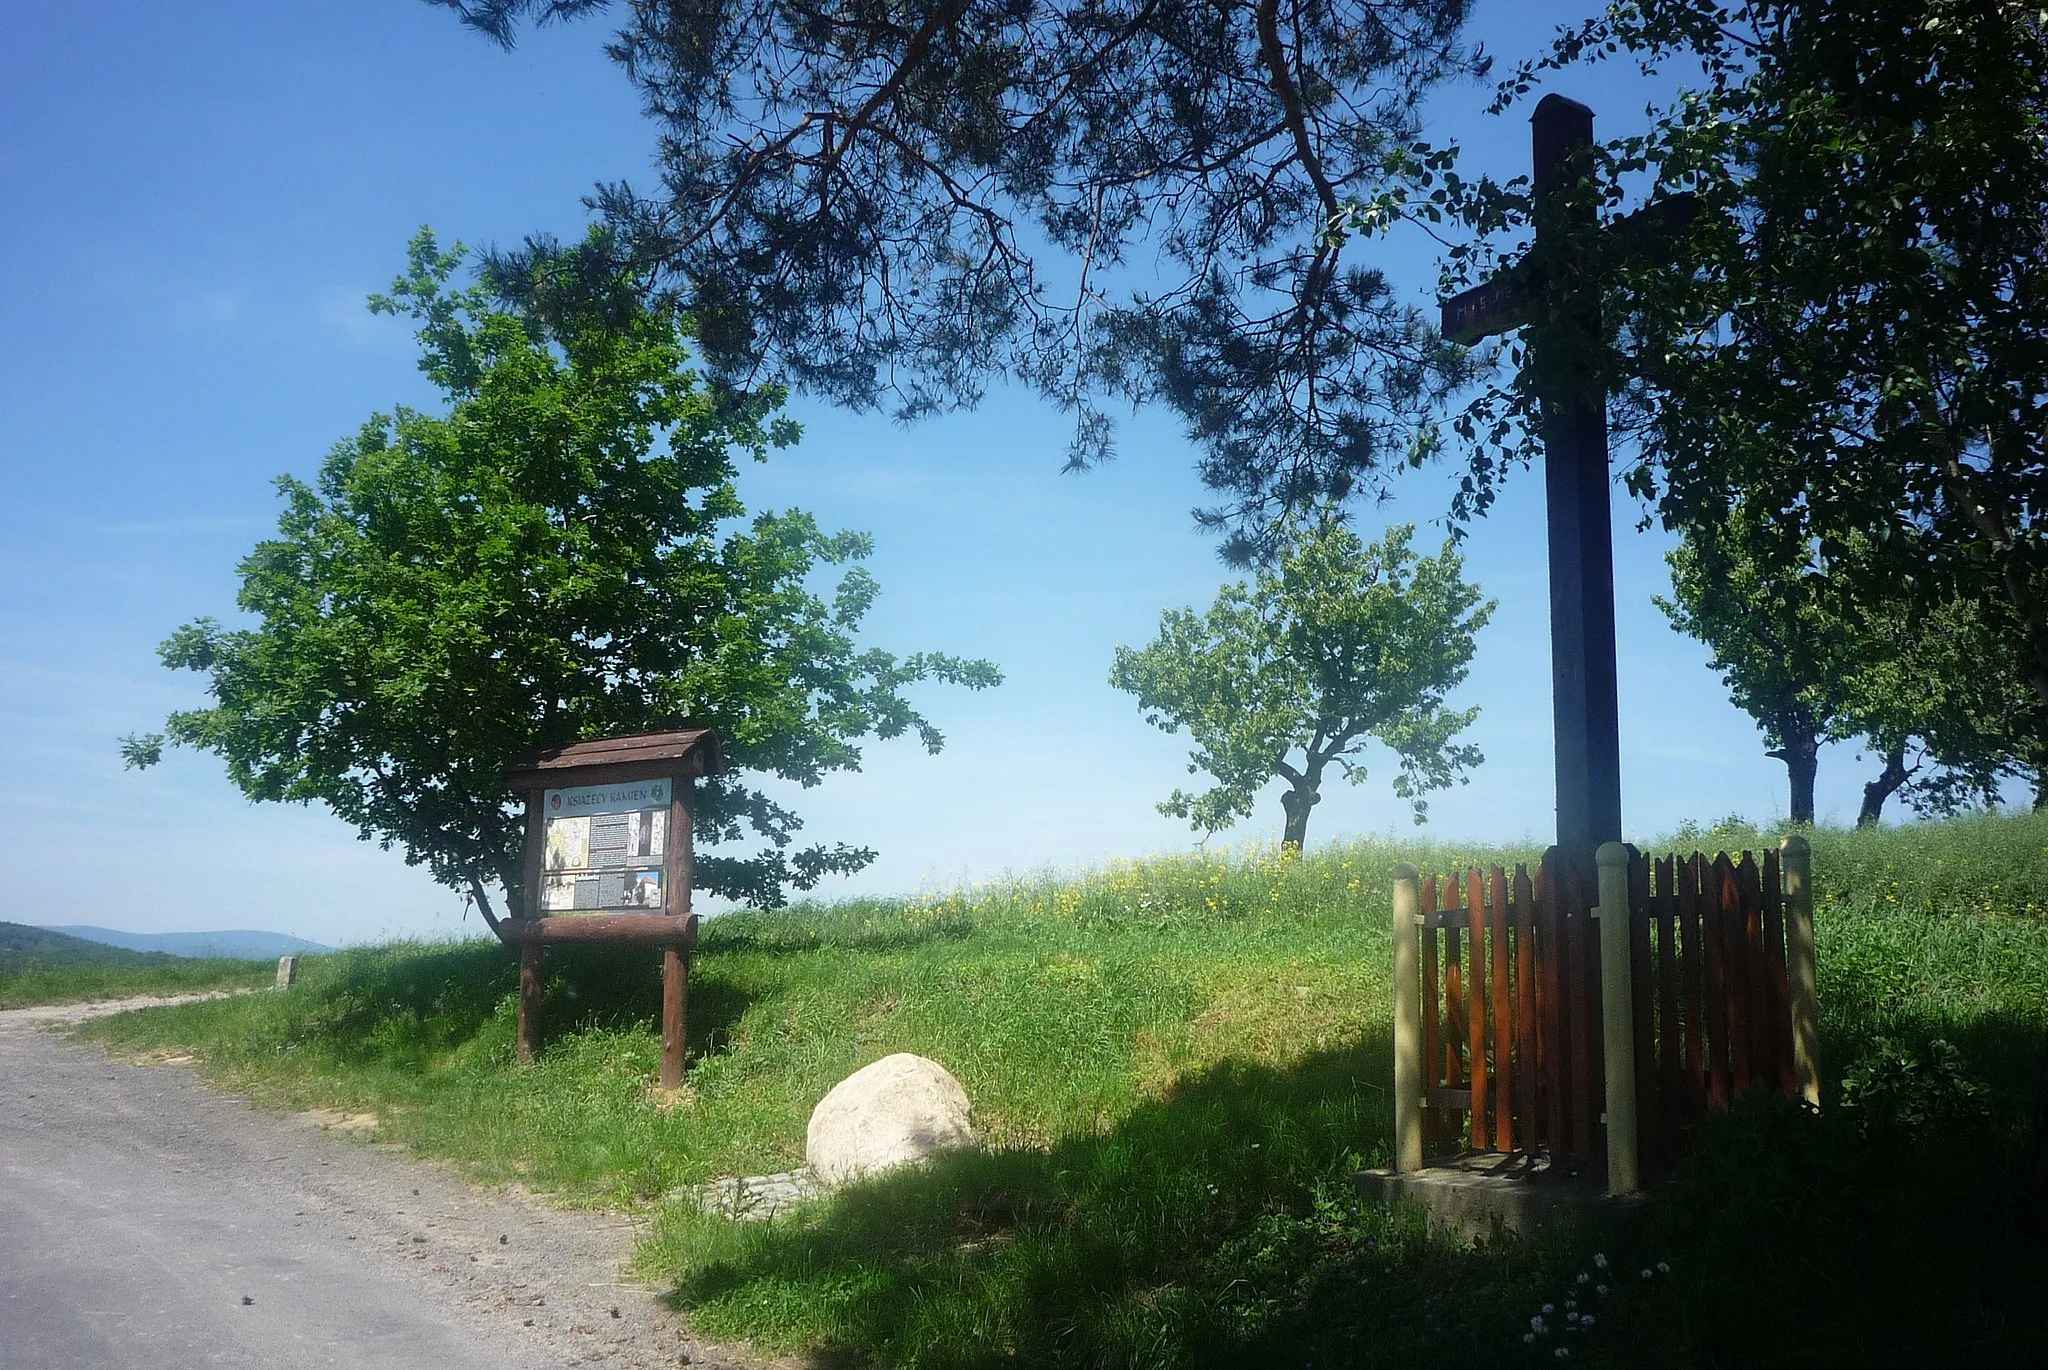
[0, 995, 782, 1370]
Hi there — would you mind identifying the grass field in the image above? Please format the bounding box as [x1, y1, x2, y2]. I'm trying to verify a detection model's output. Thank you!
[81, 813, 2048, 1367]
[0, 921, 275, 1009]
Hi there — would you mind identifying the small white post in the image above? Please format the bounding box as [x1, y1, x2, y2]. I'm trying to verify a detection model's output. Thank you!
[1781, 833, 1821, 1108]
[1391, 862, 1423, 1174]
[275, 955, 298, 989]
[1596, 841, 1638, 1195]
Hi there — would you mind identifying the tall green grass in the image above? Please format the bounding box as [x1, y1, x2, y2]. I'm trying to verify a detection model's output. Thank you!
[82, 817, 2048, 1367]
[0, 955, 274, 1009]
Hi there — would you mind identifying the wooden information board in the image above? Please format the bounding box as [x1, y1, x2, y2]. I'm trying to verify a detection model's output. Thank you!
[541, 778, 672, 913]
[504, 728, 724, 1090]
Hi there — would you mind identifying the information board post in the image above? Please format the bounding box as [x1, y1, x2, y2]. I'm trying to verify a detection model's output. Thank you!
[504, 729, 724, 1089]
[658, 765, 694, 1090]
[661, 948, 688, 1091]
[518, 939, 544, 1065]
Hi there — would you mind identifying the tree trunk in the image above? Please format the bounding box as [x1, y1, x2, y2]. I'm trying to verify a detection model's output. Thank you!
[1857, 745, 1912, 827]
[1766, 714, 1819, 825]
[1278, 760, 1326, 852]
[467, 874, 511, 944]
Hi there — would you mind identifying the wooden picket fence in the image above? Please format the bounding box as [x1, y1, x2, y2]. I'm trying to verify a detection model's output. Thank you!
[1415, 855, 1603, 1173]
[1407, 844, 1810, 1182]
[1626, 849, 1797, 1170]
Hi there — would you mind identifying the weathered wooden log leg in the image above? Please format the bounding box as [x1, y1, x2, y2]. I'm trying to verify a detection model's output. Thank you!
[517, 938, 543, 1066]
[660, 946, 688, 1092]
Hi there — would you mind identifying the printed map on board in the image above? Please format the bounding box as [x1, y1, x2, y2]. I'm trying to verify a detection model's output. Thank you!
[539, 780, 669, 913]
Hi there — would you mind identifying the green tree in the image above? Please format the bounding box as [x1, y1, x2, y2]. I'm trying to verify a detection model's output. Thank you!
[1457, 0, 2048, 803]
[1110, 521, 1492, 848]
[431, 0, 1484, 560]
[1657, 501, 1845, 825]
[1659, 499, 2011, 826]
[1837, 589, 2035, 823]
[123, 230, 999, 933]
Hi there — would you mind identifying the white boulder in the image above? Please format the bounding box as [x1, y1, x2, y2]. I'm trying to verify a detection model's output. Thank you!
[805, 1053, 978, 1186]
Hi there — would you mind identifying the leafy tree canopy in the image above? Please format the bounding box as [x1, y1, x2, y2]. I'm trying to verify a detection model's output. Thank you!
[1110, 520, 1492, 847]
[123, 230, 999, 930]
[431, 0, 1484, 559]
[1657, 497, 1848, 825]
[1435, 0, 2048, 807]
[1659, 495, 2013, 825]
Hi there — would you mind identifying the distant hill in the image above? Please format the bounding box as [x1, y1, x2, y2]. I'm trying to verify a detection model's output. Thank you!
[35, 925, 330, 960]
[1, 922, 181, 973]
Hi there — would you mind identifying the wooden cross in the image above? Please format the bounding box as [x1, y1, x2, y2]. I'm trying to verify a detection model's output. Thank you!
[1440, 95, 1681, 877]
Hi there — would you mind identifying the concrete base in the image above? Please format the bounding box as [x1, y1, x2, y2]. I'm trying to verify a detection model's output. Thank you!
[1355, 1152, 1642, 1241]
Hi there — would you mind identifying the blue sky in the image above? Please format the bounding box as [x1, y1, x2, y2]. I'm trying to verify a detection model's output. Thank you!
[0, 2, 1912, 944]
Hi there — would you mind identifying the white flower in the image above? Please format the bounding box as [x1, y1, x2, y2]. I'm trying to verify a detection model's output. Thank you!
[1523, 1333, 1536, 1345]
[1575, 1272, 1590, 1286]
[1554, 1348, 1571, 1360]
[1580, 1315, 1595, 1328]
[1542, 1303, 1555, 1315]
[1593, 1253, 1609, 1270]
[1640, 1269, 1654, 1281]
[1531, 1315, 1548, 1333]
[1657, 1261, 1671, 1275]
[1595, 1285, 1607, 1296]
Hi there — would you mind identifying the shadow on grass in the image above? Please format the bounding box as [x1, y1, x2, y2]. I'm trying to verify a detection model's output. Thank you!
[1822, 1004, 2048, 1104]
[288, 940, 754, 1075]
[652, 1010, 2048, 1370]
[293, 942, 521, 1067]
[647, 1030, 1596, 1369]
[538, 942, 752, 1060]
[1614, 1079, 2048, 1368]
